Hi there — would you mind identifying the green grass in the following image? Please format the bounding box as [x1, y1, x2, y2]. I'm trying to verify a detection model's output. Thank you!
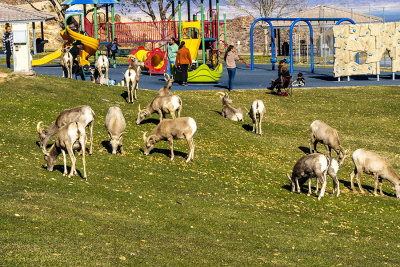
[1, 70, 400, 265]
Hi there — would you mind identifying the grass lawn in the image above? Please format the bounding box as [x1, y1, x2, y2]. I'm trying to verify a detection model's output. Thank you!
[1, 69, 400, 265]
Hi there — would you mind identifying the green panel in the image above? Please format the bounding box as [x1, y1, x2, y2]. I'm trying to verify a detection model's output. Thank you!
[172, 64, 223, 83]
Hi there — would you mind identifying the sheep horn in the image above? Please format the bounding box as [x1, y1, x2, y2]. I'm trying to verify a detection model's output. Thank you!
[286, 173, 292, 183]
[164, 73, 170, 81]
[138, 104, 141, 112]
[142, 131, 147, 141]
[37, 121, 44, 134]
[216, 92, 225, 97]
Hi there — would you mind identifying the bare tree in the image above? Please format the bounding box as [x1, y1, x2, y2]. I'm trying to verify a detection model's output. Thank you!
[227, 0, 305, 18]
[122, 0, 184, 22]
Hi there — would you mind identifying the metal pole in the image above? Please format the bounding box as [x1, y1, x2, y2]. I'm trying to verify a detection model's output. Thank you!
[40, 22, 44, 40]
[172, 1, 175, 21]
[216, 0, 220, 64]
[201, 5, 206, 64]
[94, 4, 98, 58]
[224, 13, 227, 52]
[111, 4, 115, 40]
[32, 22, 37, 54]
[179, 2, 182, 40]
[188, 1, 191, 38]
[106, 4, 109, 42]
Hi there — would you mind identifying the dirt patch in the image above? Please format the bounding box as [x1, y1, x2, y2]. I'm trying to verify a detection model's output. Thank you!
[0, 72, 8, 83]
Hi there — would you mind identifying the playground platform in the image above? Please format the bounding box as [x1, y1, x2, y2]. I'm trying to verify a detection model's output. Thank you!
[11, 63, 400, 91]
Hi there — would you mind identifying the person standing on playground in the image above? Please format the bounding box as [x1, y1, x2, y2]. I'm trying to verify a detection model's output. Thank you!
[175, 41, 191, 86]
[2, 23, 13, 69]
[69, 40, 85, 80]
[109, 38, 120, 68]
[224, 45, 239, 91]
[166, 37, 178, 77]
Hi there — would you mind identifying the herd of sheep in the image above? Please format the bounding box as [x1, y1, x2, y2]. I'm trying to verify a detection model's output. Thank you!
[39, 55, 400, 201]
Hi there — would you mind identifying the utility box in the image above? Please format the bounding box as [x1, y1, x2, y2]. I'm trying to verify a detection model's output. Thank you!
[12, 23, 31, 72]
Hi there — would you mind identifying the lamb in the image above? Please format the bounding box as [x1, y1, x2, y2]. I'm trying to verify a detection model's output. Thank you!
[60, 48, 73, 79]
[42, 122, 87, 179]
[218, 92, 243, 122]
[104, 106, 126, 155]
[142, 117, 197, 163]
[124, 56, 144, 103]
[248, 100, 266, 135]
[350, 148, 400, 198]
[287, 153, 329, 200]
[136, 93, 182, 125]
[91, 55, 109, 84]
[36, 105, 95, 155]
[309, 120, 348, 165]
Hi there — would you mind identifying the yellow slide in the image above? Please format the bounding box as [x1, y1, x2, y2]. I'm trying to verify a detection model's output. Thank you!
[32, 27, 99, 66]
[181, 21, 201, 62]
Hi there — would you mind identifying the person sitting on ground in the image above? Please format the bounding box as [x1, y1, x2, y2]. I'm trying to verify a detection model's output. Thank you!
[292, 72, 306, 87]
[69, 40, 85, 80]
[268, 59, 286, 90]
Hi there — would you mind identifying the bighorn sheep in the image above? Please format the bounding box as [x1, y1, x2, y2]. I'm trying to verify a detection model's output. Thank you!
[315, 158, 341, 197]
[104, 106, 126, 155]
[142, 117, 197, 163]
[158, 74, 174, 96]
[309, 120, 347, 164]
[287, 153, 329, 200]
[218, 92, 243, 122]
[36, 105, 95, 155]
[136, 93, 182, 125]
[350, 148, 400, 198]
[91, 55, 109, 84]
[42, 122, 87, 179]
[248, 100, 266, 135]
[61, 48, 73, 79]
[124, 56, 144, 103]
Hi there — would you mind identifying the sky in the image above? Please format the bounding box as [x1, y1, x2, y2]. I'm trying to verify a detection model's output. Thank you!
[117, 0, 400, 21]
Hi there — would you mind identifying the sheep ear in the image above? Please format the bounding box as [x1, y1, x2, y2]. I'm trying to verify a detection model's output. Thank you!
[142, 132, 147, 141]
[37, 121, 44, 134]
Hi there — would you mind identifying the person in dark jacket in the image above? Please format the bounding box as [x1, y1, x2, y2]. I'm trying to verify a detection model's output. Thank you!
[175, 41, 192, 85]
[2, 24, 13, 69]
[268, 59, 287, 90]
[108, 38, 120, 68]
[69, 40, 85, 80]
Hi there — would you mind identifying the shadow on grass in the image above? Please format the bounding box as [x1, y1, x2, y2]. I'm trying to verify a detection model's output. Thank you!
[139, 148, 187, 160]
[41, 164, 85, 179]
[213, 110, 222, 116]
[338, 179, 396, 197]
[242, 124, 253, 132]
[101, 140, 112, 154]
[298, 146, 310, 154]
[137, 118, 159, 125]
[120, 91, 128, 103]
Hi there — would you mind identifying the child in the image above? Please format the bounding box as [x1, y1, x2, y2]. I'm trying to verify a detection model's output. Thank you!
[292, 72, 306, 87]
[108, 38, 120, 68]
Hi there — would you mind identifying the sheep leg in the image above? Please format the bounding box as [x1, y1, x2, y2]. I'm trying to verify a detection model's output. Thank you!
[315, 178, 319, 194]
[350, 167, 357, 191]
[318, 172, 327, 200]
[373, 173, 379, 196]
[309, 135, 315, 153]
[307, 178, 312, 196]
[177, 105, 182, 118]
[379, 178, 384, 196]
[332, 175, 340, 197]
[252, 118, 256, 133]
[67, 145, 76, 178]
[62, 149, 68, 176]
[80, 137, 87, 180]
[158, 110, 163, 122]
[120, 138, 125, 156]
[168, 138, 174, 161]
[170, 109, 176, 119]
[326, 145, 331, 159]
[356, 168, 365, 194]
[69, 63, 72, 79]
[296, 179, 301, 193]
[134, 82, 138, 100]
[105, 67, 109, 81]
[185, 136, 194, 163]
[259, 118, 263, 135]
[88, 121, 94, 155]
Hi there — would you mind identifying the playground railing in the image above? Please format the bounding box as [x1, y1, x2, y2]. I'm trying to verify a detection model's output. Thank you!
[95, 21, 179, 43]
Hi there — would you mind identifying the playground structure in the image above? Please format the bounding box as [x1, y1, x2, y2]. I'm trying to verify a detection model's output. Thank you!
[249, 17, 356, 73]
[333, 22, 400, 80]
[32, 0, 229, 82]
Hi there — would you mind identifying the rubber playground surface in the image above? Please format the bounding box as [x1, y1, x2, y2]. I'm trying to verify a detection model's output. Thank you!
[10, 63, 400, 91]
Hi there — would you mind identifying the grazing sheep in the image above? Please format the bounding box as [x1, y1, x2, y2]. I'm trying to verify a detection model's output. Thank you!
[309, 120, 348, 165]
[136, 94, 182, 125]
[287, 153, 329, 200]
[143, 117, 197, 162]
[350, 148, 400, 198]
[104, 106, 126, 155]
